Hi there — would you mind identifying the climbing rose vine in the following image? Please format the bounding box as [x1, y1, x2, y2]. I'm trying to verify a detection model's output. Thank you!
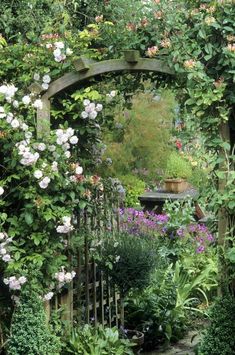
[0, 75, 106, 294]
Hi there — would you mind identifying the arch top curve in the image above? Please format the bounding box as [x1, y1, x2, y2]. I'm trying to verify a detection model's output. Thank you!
[38, 54, 174, 100]
[34, 51, 174, 136]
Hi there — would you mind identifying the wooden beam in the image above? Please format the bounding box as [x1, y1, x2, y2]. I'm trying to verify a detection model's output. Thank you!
[43, 58, 174, 99]
[73, 56, 95, 72]
[123, 50, 140, 63]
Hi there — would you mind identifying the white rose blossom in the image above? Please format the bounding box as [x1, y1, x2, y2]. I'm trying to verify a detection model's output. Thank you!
[56, 216, 74, 234]
[2, 254, 11, 262]
[18, 276, 27, 284]
[42, 83, 49, 90]
[66, 127, 74, 137]
[83, 99, 90, 106]
[64, 151, 71, 159]
[37, 143, 46, 151]
[110, 90, 117, 97]
[32, 99, 43, 110]
[96, 103, 103, 112]
[54, 267, 76, 288]
[48, 145, 56, 152]
[0, 187, 4, 196]
[0, 84, 18, 100]
[0, 232, 5, 240]
[25, 131, 32, 139]
[51, 161, 58, 172]
[34, 170, 43, 179]
[62, 143, 70, 151]
[54, 42, 64, 49]
[0, 106, 6, 118]
[53, 48, 61, 57]
[66, 48, 73, 56]
[22, 95, 31, 105]
[6, 113, 14, 123]
[81, 111, 88, 119]
[89, 111, 97, 120]
[34, 73, 40, 81]
[21, 123, 29, 131]
[69, 136, 78, 144]
[42, 74, 51, 84]
[39, 176, 51, 189]
[75, 166, 83, 175]
[20, 151, 39, 166]
[44, 292, 54, 301]
[4, 276, 27, 290]
[13, 100, 19, 108]
[11, 119, 20, 128]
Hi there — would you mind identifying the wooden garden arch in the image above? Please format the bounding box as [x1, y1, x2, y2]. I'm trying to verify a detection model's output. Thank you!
[32, 49, 229, 311]
[31, 50, 174, 136]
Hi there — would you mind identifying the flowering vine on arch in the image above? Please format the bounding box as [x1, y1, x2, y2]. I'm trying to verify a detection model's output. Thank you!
[0, 71, 112, 298]
[0, 41, 175, 301]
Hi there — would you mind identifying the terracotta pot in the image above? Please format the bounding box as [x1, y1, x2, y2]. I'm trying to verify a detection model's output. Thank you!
[164, 178, 188, 193]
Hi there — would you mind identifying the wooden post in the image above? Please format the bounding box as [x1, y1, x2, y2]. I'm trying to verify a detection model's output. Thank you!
[84, 225, 90, 324]
[36, 97, 51, 138]
[218, 122, 230, 295]
[120, 295, 125, 327]
[93, 263, 98, 326]
[100, 271, 105, 326]
[107, 277, 112, 327]
[44, 300, 50, 322]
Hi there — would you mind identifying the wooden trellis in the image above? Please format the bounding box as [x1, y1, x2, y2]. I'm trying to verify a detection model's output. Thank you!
[49, 190, 124, 327]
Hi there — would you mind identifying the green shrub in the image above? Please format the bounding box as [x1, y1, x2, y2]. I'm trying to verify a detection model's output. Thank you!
[118, 175, 145, 207]
[62, 324, 133, 355]
[7, 287, 61, 355]
[96, 232, 156, 297]
[165, 152, 192, 179]
[199, 295, 235, 355]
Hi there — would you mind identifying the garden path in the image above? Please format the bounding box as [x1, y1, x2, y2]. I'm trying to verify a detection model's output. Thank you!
[142, 330, 200, 355]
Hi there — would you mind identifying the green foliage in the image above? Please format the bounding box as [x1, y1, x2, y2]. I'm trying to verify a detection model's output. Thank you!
[62, 324, 134, 355]
[199, 295, 235, 355]
[164, 199, 195, 229]
[102, 91, 175, 183]
[165, 152, 192, 180]
[126, 257, 217, 351]
[7, 287, 61, 355]
[96, 232, 156, 296]
[0, 0, 103, 43]
[0, 278, 12, 349]
[188, 166, 207, 189]
[118, 175, 145, 207]
[125, 264, 185, 351]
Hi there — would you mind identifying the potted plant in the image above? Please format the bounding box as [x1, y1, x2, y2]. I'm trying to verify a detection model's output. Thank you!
[120, 328, 145, 354]
[164, 152, 192, 193]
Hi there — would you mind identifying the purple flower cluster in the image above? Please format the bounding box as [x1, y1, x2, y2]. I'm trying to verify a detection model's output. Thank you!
[119, 208, 169, 237]
[119, 208, 214, 254]
[188, 223, 214, 254]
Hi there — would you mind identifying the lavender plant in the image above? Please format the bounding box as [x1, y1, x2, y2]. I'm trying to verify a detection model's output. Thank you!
[119, 207, 215, 255]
